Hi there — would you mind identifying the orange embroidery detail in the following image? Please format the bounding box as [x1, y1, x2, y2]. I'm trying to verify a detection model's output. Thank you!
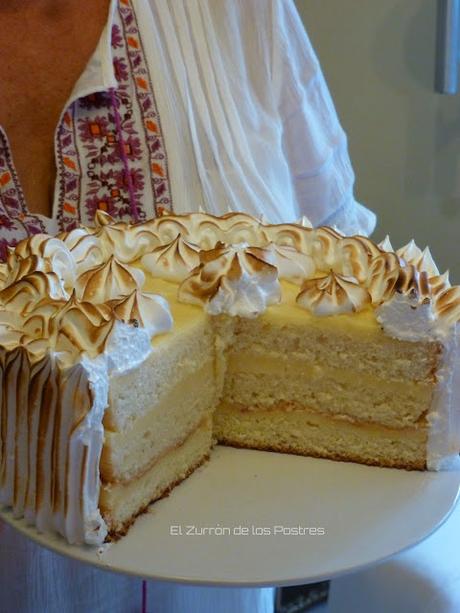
[63, 202, 77, 214]
[151, 162, 165, 177]
[63, 157, 77, 171]
[111, 188, 120, 198]
[63, 112, 72, 128]
[0, 172, 11, 187]
[136, 77, 148, 90]
[98, 202, 108, 211]
[145, 120, 158, 133]
[127, 37, 139, 49]
[89, 123, 102, 136]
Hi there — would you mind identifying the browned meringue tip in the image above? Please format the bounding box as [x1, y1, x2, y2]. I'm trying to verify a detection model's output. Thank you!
[76, 256, 142, 303]
[296, 271, 371, 316]
[395, 266, 431, 301]
[179, 243, 279, 307]
[435, 285, 460, 323]
[94, 210, 116, 227]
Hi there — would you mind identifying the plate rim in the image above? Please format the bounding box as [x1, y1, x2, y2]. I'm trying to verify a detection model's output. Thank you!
[2, 450, 460, 587]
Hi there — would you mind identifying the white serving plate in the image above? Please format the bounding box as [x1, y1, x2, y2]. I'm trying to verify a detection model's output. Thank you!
[2, 446, 460, 587]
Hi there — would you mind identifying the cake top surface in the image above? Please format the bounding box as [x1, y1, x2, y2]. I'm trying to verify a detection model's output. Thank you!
[0, 209, 458, 365]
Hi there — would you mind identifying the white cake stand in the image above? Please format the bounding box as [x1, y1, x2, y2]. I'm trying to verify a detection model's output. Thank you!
[2, 446, 460, 586]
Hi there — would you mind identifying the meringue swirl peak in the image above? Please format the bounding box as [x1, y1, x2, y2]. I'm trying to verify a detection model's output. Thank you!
[296, 271, 371, 316]
[178, 243, 281, 317]
[76, 257, 145, 303]
[141, 234, 200, 282]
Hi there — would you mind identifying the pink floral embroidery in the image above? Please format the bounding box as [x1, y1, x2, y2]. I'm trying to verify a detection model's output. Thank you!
[55, 0, 173, 231]
[118, 1, 172, 216]
[0, 128, 46, 251]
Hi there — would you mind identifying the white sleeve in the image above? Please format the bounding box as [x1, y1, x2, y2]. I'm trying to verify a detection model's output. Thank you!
[272, 0, 376, 236]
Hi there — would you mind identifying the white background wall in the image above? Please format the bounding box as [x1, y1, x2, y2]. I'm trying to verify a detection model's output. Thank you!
[296, 0, 460, 281]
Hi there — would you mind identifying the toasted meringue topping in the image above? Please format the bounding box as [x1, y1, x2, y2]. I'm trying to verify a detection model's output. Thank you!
[395, 265, 431, 302]
[9, 235, 76, 289]
[56, 303, 115, 359]
[429, 271, 451, 296]
[418, 247, 440, 277]
[76, 257, 144, 303]
[62, 229, 109, 274]
[141, 235, 200, 282]
[0, 271, 69, 314]
[178, 243, 281, 317]
[435, 286, 460, 326]
[93, 210, 113, 226]
[397, 239, 423, 265]
[270, 243, 315, 282]
[296, 272, 371, 316]
[365, 253, 401, 304]
[334, 236, 379, 282]
[378, 235, 394, 252]
[0, 263, 8, 289]
[397, 240, 440, 278]
[0, 311, 26, 348]
[310, 227, 342, 271]
[111, 290, 173, 336]
[297, 215, 313, 228]
[22, 299, 67, 339]
[59, 292, 113, 325]
[262, 223, 312, 253]
[96, 222, 160, 264]
[153, 215, 191, 244]
[222, 218, 267, 247]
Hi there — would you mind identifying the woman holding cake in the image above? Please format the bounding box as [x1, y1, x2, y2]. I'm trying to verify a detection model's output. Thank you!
[0, 0, 374, 611]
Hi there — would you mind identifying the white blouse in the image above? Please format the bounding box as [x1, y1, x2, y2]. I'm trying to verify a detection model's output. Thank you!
[136, 0, 375, 232]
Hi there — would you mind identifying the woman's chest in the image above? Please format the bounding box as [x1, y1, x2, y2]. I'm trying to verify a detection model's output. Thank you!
[0, 4, 109, 133]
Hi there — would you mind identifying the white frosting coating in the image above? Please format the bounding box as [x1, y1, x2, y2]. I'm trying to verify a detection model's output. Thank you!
[426, 328, 460, 470]
[376, 292, 440, 341]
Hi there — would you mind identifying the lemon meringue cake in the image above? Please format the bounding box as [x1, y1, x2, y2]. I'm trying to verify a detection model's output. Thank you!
[0, 211, 459, 545]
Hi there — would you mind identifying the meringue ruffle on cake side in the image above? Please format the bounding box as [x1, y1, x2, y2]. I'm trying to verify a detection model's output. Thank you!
[0, 210, 459, 547]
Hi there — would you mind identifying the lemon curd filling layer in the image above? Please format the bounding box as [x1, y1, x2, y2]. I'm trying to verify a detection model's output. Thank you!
[226, 352, 432, 399]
